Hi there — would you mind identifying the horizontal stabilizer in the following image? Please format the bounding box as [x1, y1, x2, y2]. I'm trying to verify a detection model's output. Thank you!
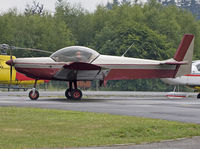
[63, 62, 101, 70]
[160, 60, 188, 65]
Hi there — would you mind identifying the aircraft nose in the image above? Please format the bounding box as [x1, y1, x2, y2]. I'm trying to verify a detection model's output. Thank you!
[6, 59, 14, 66]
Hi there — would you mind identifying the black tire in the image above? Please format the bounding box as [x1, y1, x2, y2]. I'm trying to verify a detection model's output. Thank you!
[197, 93, 200, 98]
[65, 89, 72, 99]
[29, 90, 39, 100]
[71, 89, 82, 100]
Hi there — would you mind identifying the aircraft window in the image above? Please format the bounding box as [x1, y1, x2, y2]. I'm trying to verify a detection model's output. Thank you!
[196, 64, 200, 72]
[50, 46, 100, 63]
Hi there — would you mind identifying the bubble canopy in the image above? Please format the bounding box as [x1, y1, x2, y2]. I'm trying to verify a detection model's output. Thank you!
[50, 46, 100, 63]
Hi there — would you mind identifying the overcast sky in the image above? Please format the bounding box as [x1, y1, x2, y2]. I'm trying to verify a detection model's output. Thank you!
[0, 0, 114, 13]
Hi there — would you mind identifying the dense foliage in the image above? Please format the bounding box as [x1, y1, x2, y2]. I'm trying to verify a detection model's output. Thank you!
[0, 0, 200, 91]
[161, 0, 200, 20]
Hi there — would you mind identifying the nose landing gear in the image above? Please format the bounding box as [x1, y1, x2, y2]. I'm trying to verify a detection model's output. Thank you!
[29, 89, 39, 100]
[29, 79, 39, 100]
[65, 81, 82, 100]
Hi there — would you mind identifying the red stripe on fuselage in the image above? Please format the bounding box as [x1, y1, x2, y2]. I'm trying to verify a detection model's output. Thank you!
[15, 68, 60, 80]
[15, 67, 175, 81]
[185, 74, 200, 77]
[105, 69, 175, 81]
[14, 61, 176, 81]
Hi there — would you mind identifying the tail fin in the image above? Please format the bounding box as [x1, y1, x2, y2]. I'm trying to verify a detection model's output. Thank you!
[174, 34, 194, 77]
[160, 34, 194, 78]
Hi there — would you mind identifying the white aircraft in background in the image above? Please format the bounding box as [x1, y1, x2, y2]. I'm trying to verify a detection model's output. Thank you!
[161, 60, 200, 98]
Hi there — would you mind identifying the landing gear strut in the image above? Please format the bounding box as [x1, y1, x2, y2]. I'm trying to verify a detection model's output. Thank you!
[65, 81, 82, 100]
[29, 79, 39, 100]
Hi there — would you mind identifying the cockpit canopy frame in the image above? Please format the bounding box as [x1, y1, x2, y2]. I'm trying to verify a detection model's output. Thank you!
[50, 46, 100, 63]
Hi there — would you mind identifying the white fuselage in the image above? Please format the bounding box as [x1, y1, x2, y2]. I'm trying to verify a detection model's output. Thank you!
[12, 54, 177, 81]
[161, 60, 200, 86]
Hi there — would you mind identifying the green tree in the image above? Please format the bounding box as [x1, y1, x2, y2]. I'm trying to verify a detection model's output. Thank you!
[0, 9, 75, 57]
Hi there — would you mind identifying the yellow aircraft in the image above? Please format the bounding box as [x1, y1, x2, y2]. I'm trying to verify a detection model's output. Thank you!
[0, 54, 47, 89]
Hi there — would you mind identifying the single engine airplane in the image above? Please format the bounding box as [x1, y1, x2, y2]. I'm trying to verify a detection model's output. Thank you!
[161, 60, 200, 98]
[6, 34, 194, 100]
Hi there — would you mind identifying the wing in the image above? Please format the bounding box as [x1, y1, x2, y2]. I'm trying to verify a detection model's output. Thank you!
[53, 62, 109, 81]
[63, 62, 101, 70]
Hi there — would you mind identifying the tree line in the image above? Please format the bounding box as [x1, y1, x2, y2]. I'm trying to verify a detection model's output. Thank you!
[160, 0, 200, 20]
[0, 0, 200, 91]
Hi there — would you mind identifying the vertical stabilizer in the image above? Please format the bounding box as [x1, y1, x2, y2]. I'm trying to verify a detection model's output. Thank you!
[174, 34, 194, 77]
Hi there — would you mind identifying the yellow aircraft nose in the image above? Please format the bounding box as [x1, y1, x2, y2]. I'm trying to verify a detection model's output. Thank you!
[6, 59, 14, 66]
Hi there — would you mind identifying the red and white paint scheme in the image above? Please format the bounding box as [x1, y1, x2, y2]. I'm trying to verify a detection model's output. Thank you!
[166, 92, 187, 98]
[162, 60, 200, 98]
[6, 34, 195, 100]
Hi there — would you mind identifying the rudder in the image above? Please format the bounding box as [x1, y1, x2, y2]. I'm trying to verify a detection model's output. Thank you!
[174, 34, 194, 77]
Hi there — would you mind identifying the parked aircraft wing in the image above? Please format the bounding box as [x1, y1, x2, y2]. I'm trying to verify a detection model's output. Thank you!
[63, 62, 101, 70]
[54, 62, 108, 81]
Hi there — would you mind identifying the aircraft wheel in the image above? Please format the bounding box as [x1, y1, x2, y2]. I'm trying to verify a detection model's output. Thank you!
[29, 90, 39, 100]
[71, 89, 82, 100]
[65, 89, 72, 99]
[197, 93, 200, 99]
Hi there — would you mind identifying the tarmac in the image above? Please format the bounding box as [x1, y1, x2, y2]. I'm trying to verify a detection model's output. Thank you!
[1, 90, 200, 149]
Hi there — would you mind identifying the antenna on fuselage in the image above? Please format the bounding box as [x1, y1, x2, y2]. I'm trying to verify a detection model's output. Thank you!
[121, 42, 134, 57]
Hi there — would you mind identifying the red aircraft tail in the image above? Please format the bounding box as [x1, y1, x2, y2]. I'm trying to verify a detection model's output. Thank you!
[160, 34, 194, 78]
[173, 34, 194, 62]
[173, 34, 194, 77]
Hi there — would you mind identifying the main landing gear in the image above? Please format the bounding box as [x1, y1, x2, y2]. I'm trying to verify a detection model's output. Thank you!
[29, 79, 39, 100]
[65, 81, 82, 100]
[28, 80, 83, 100]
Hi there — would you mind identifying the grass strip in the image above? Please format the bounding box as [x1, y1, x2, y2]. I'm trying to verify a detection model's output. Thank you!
[0, 107, 200, 149]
